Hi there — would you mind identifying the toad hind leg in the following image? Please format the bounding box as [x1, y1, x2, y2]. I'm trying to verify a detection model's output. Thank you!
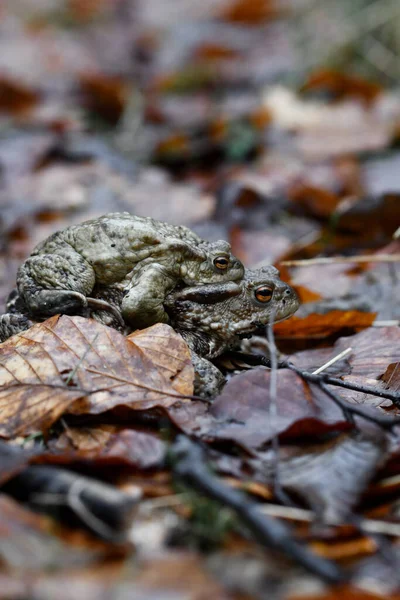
[0, 313, 33, 342]
[121, 264, 176, 329]
[17, 252, 96, 318]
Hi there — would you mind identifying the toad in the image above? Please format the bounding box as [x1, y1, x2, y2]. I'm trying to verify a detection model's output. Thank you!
[14, 212, 244, 329]
[0, 266, 299, 398]
[164, 265, 299, 396]
[90, 265, 299, 396]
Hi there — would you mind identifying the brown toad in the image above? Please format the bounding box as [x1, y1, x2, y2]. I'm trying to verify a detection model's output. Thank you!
[0, 266, 299, 397]
[15, 212, 244, 328]
[89, 265, 299, 396]
[164, 265, 299, 396]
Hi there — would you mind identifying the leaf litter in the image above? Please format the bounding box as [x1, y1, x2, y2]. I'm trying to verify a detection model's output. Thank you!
[0, 316, 193, 438]
[0, 1, 400, 599]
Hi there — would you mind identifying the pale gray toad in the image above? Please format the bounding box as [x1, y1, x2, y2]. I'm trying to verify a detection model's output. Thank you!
[14, 212, 244, 328]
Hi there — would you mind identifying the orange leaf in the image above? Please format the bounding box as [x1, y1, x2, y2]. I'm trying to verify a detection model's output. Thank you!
[274, 311, 376, 339]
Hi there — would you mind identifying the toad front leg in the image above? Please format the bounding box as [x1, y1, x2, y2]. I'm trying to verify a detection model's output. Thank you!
[121, 264, 177, 329]
[190, 352, 225, 399]
[17, 251, 96, 318]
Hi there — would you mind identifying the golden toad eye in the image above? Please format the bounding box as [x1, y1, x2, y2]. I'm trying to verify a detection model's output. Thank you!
[214, 256, 229, 270]
[255, 285, 273, 303]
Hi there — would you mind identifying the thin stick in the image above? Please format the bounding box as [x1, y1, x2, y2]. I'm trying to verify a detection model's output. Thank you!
[286, 362, 400, 404]
[267, 312, 292, 506]
[171, 435, 345, 585]
[280, 254, 400, 267]
[258, 504, 400, 537]
[139, 492, 400, 538]
[319, 382, 398, 429]
[312, 347, 352, 375]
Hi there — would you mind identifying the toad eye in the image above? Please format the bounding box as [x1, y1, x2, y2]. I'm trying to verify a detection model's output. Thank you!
[213, 256, 229, 270]
[255, 285, 274, 303]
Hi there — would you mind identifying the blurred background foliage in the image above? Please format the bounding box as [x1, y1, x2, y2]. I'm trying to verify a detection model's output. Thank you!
[291, 0, 400, 85]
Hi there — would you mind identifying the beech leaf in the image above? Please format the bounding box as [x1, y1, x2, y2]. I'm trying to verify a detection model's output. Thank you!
[0, 316, 193, 439]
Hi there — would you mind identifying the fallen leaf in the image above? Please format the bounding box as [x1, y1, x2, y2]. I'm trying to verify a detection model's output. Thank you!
[381, 362, 400, 392]
[25, 551, 230, 600]
[0, 440, 36, 485]
[204, 368, 349, 450]
[0, 77, 39, 116]
[220, 0, 278, 23]
[129, 323, 194, 395]
[0, 316, 193, 438]
[352, 545, 400, 596]
[310, 537, 377, 562]
[193, 43, 239, 62]
[80, 74, 129, 125]
[0, 494, 103, 570]
[259, 427, 389, 523]
[335, 194, 400, 237]
[293, 326, 400, 381]
[300, 70, 382, 105]
[292, 326, 400, 408]
[50, 425, 167, 469]
[264, 86, 399, 159]
[274, 311, 376, 340]
[288, 184, 341, 220]
[0, 327, 85, 439]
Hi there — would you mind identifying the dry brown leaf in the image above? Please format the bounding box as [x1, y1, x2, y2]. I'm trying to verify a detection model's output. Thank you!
[203, 368, 349, 450]
[22, 551, 230, 600]
[0, 316, 193, 438]
[288, 184, 341, 220]
[50, 425, 167, 469]
[0, 329, 85, 439]
[129, 323, 194, 395]
[381, 362, 400, 392]
[80, 74, 129, 125]
[310, 538, 377, 562]
[0, 78, 38, 116]
[274, 310, 376, 339]
[300, 70, 382, 105]
[220, 0, 278, 23]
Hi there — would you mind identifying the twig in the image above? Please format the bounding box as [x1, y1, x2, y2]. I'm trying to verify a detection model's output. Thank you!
[3, 465, 138, 541]
[171, 435, 346, 585]
[319, 382, 399, 430]
[258, 504, 400, 537]
[141, 493, 400, 538]
[312, 347, 352, 375]
[280, 254, 400, 267]
[286, 362, 400, 404]
[268, 313, 294, 506]
[282, 362, 400, 429]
